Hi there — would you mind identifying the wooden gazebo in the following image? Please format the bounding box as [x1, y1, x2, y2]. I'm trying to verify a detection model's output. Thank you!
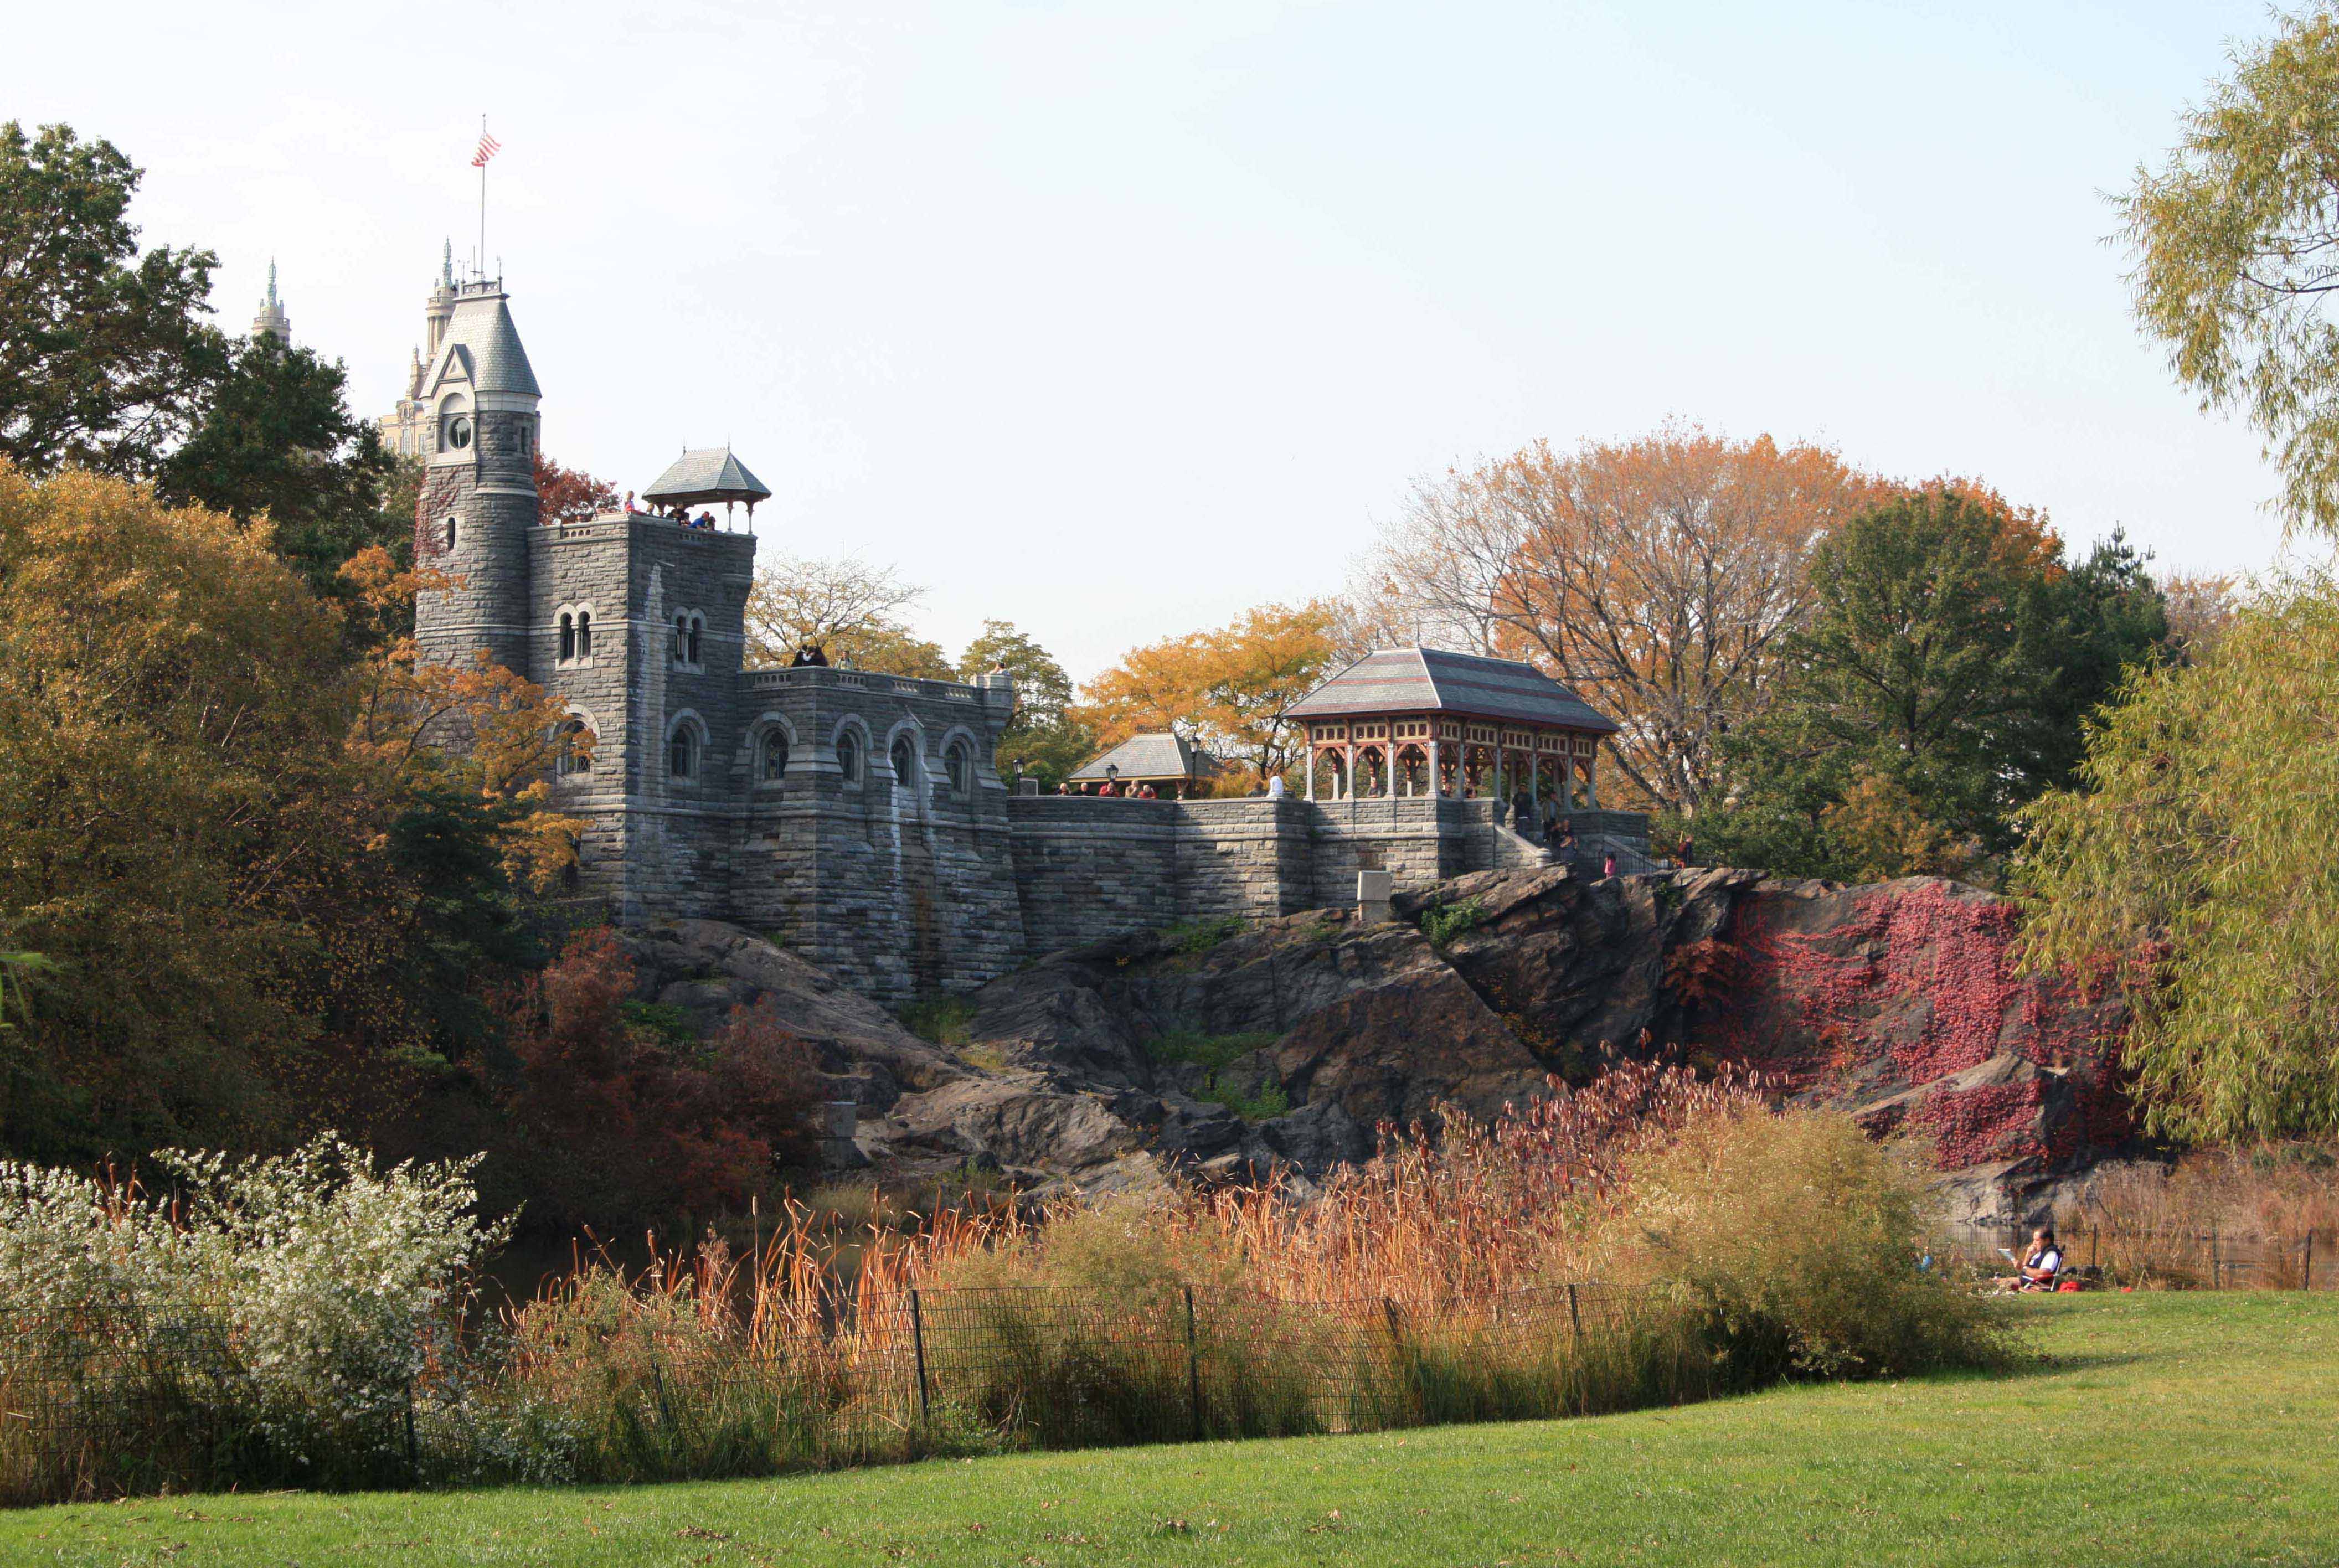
[1285, 647, 1617, 808]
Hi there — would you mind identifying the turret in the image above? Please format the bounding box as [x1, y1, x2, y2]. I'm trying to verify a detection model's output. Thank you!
[411, 276, 543, 675]
[250, 260, 290, 344]
[424, 240, 457, 358]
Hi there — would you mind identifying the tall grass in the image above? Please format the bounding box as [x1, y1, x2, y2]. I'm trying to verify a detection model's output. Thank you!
[0, 1061, 2015, 1502]
[2063, 1146, 2339, 1290]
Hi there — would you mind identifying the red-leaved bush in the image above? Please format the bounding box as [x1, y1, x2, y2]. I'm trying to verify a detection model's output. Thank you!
[491, 928, 818, 1232]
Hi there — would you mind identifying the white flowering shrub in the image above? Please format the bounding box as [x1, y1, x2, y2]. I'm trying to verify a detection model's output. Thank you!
[0, 1134, 534, 1497]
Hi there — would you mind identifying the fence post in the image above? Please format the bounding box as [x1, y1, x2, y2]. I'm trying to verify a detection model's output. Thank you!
[2306, 1231, 2316, 1293]
[909, 1288, 931, 1426]
[1183, 1286, 1202, 1444]
[2089, 1226, 2098, 1271]
[2209, 1226, 2220, 1291]
[404, 1378, 419, 1481]
[1567, 1283, 1582, 1343]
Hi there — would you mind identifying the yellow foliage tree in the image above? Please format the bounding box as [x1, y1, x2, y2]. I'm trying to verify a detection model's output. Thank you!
[1078, 601, 1344, 779]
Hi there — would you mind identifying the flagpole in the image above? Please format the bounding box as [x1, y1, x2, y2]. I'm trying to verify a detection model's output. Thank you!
[477, 114, 487, 282]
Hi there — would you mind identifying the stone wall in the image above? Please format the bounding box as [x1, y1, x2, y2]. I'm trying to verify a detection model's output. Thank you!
[1002, 795, 1647, 956]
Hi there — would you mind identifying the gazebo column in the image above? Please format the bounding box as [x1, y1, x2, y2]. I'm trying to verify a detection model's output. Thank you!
[1586, 750, 1599, 809]
[1343, 743, 1357, 801]
[1426, 739, 1441, 800]
[1306, 745, 1318, 801]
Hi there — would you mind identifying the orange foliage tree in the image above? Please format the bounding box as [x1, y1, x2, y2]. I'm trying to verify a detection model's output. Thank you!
[339, 545, 589, 890]
[1077, 600, 1347, 781]
[1364, 424, 1894, 816]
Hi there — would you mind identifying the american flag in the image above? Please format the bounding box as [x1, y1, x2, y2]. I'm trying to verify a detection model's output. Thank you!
[471, 131, 502, 168]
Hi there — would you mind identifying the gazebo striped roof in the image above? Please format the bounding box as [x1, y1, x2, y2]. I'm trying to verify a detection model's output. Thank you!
[1287, 647, 1617, 734]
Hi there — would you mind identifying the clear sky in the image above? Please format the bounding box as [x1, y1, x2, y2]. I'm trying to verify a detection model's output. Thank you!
[7, 1, 2305, 677]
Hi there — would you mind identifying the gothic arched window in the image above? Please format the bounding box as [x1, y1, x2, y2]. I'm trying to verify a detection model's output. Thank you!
[669, 725, 698, 781]
[890, 735, 918, 790]
[945, 740, 971, 794]
[687, 616, 703, 666]
[761, 730, 790, 783]
[442, 515, 458, 552]
[558, 612, 575, 664]
[576, 610, 593, 657]
[836, 731, 862, 785]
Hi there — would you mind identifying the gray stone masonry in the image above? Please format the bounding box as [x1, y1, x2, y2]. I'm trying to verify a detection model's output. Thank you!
[1002, 794, 1652, 964]
[395, 274, 1652, 1005]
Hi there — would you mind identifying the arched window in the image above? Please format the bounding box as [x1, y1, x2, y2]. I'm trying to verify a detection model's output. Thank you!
[945, 739, 971, 793]
[671, 611, 704, 669]
[575, 610, 593, 657]
[761, 729, 790, 783]
[557, 718, 593, 776]
[890, 735, 918, 790]
[558, 612, 575, 664]
[836, 731, 862, 784]
[442, 515, 458, 552]
[669, 724, 698, 780]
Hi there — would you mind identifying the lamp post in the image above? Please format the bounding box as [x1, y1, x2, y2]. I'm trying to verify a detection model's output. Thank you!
[1105, 763, 1119, 798]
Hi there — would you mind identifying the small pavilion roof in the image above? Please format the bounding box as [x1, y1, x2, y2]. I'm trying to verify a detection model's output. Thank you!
[1287, 647, 1618, 734]
[643, 447, 774, 509]
[1070, 732, 1225, 782]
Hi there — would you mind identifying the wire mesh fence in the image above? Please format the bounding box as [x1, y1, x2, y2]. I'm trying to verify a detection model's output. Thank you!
[1939, 1224, 2336, 1291]
[0, 1281, 1661, 1503]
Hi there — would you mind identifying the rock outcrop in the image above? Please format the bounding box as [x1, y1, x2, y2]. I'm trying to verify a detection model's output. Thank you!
[620, 869, 2137, 1223]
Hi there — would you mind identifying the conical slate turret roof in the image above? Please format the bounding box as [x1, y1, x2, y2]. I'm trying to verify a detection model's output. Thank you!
[643, 447, 774, 508]
[439, 292, 540, 397]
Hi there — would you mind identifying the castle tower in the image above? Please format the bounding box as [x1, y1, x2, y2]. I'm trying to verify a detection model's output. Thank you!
[250, 260, 290, 343]
[411, 274, 542, 675]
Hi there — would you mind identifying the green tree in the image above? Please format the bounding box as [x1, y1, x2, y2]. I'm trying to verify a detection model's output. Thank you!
[959, 620, 1094, 789]
[2019, 574, 2339, 1139]
[1702, 491, 2165, 881]
[158, 334, 400, 599]
[0, 122, 223, 477]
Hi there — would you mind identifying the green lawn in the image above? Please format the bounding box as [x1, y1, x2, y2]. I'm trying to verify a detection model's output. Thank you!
[6, 1294, 2333, 1566]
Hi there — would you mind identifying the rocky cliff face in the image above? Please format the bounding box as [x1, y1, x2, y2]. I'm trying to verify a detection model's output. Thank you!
[619, 867, 2135, 1224]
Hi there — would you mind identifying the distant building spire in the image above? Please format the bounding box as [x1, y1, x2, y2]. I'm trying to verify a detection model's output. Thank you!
[250, 258, 291, 344]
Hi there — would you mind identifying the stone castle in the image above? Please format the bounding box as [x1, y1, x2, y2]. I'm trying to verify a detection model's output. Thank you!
[396, 261, 1649, 1000]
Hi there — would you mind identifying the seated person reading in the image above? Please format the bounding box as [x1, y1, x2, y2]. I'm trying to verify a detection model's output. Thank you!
[1999, 1226, 2063, 1292]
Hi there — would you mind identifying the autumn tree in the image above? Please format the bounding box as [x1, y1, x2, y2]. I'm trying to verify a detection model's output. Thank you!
[0, 462, 593, 1164]
[341, 546, 590, 891]
[958, 620, 1094, 789]
[1079, 601, 1342, 780]
[490, 929, 819, 1230]
[1699, 490, 2167, 881]
[533, 451, 619, 526]
[0, 122, 223, 477]
[2020, 572, 2339, 1139]
[2120, 4, 2339, 535]
[1366, 425, 1894, 815]
[744, 553, 952, 677]
[0, 462, 373, 1158]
